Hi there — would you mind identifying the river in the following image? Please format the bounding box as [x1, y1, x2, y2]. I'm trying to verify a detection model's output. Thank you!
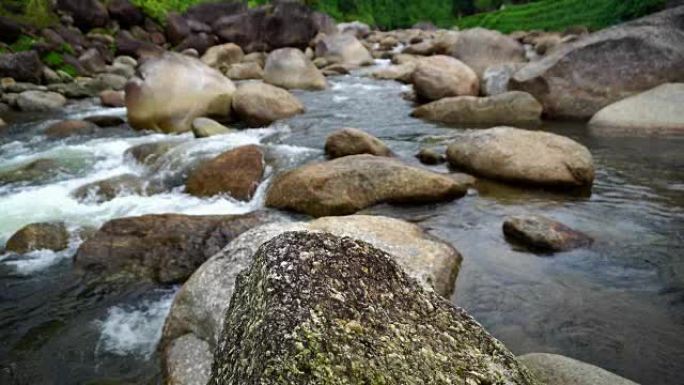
[1, 63, 683, 384]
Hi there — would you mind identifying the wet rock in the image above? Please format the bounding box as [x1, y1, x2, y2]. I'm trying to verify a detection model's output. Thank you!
[124, 141, 180, 166]
[56, 0, 109, 31]
[315, 33, 372, 66]
[107, 0, 144, 28]
[447, 126, 594, 189]
[518, 353, 638, 385]
[125, 52, 235, 133]
[411, 91, 543, 125]
[185, 145, 264, 201]
[0, 51, 44, 83]
[99, 90, 125, 107]
[73, 211, 275, 283]
[208, 231, 538, 385]
[225, 62, 263, 80]
[449, 27, 526, 76]
[503, 215, 593, 252]
[44, 120, 98, 138]
[371, 62, 416, 83]
[83, 115, 125, 127]
[412, 55, 479, 101]
[71, 174, 145, 203]
[163, 334, 212, 385]
[5, 222, 69, 254]
[0, 159, 62, 185]
[201, 43, 244, 69]
[176, 33, 218, 56]
[17, 91, 66, 112]
[266, 154, 467, 217]
[589, 83, 684, 135]
[263, 48, 327, 91]
[324, 128, 392, 158]
[511, 7, 684, 119]
[232, 82, 304, 127]
[191, 117, 232, 138]
[416, 147, 446, 165]
[166, 12, 191, 46]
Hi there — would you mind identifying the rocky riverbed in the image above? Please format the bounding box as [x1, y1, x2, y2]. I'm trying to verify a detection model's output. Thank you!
[1, 2, 684, 385]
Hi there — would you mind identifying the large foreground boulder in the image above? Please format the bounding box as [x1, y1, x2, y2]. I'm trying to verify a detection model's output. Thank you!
[519, 353, 638, 385]
[449, 28, 526, 76]
[503, 215, 593, 252]
[589, 83, 684, 135]
[232, 82, 304, 127]
[125, 52, 235, 133]
[412, 55, 479, 101]
[511, 6, 684, 119]
[263, 48, 327, 90]
[5, 222, 69, 254]
[0, 51, 44, 83]
[266, 154, 467, 217]
[412, 91, 543, 125]
[324, 128, 392, 158]
[73, 211, 274, 283]
[447, 127, 594, 189]
[185, 145, 264, 201]
[208, 231, 539, 385]
[314, 33, 372, 66]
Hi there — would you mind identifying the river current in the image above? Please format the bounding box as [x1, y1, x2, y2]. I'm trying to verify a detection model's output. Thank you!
[1, 63, 683, 384]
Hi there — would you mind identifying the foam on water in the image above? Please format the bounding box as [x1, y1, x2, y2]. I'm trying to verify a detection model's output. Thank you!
[95, 288, 177, 358]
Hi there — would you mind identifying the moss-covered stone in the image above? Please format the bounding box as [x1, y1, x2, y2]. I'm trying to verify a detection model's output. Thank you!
[209, 231, 540, 385]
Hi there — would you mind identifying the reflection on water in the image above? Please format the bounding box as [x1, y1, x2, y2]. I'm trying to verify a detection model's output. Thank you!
[0, 71, 683, 385]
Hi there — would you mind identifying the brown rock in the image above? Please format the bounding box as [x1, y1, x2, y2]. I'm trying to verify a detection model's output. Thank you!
[232, 82, 304, 127]
[44, 120, 98, 138]
[412, 55, 479, 101]
[503, 215, 593, 252]
[6, 222, 69, 254]
[99, 90, 125, 107]
[324, 128, 392, 158]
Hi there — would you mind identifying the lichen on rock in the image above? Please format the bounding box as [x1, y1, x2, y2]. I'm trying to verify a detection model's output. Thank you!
[209, 231, 539, 385]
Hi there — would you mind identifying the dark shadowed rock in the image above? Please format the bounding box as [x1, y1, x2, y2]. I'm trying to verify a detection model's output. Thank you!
[5, 222, 69, 254]
[167, 12, 191, 46]
[411, 91, 543, 125]
[185, 145, 264, 201]
[208, 231, 539, 385]
[519, 353, 638, 385]
[107, 0, 144, 28]
[232, 82, 304, 127]
[176, 33, 218, 56]
[324, 128, 392, 158]
[72, 174, 146, 203]
[503, 215, 593, 252]
[184, 1, 247, 26]
[266, 154, 467, 217]
[447, 127, 594, 189]
[0, 15, 23, 44]
[416, 147, 446, 165]
[0, 51, 44, 83]
[45, 120, 98, 138]
[511, 6, 684, 119]
[84, 115, 126, 127]
[73, 211, 275, 283]
[115, 31, 164, 59]
[56, 0, 109, 31]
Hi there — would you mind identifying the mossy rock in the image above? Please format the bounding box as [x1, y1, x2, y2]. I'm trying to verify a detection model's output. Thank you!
[209, 231, 540, 385]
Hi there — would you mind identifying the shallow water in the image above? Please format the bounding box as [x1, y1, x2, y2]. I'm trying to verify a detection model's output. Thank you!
[1, 66, 683, 384]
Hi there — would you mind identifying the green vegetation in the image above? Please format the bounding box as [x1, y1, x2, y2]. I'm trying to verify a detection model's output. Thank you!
[455, 0, 667, 32]
[0, 0, 57, 27]
[128, 0, 205, 22]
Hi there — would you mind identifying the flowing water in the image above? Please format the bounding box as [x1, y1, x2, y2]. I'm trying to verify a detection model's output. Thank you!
[1, 63, 683, 384]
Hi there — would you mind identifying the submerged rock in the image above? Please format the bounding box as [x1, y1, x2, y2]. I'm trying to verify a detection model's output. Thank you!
[511, 7, 684, 119]
[411, 91, 543, 125]
[415, 147, 446, 165]
[71, 174, 146, 203]
[518, 353, 638, 385]
[0, 159, 66, 185]
[44, 120, 98, 138]
[263, 48, 327, 91]
[73, 211, 274, 283]
[231, 82, 304, 127]
[185, 145, 264, 201]
[5, 222, 69, 254]
[503, 215, 593, 252]
[125, 52, 235, 134]
[124, 141, 181, 167]
[324, 128, 392, 158]
[266, 154, 467, 217]
[192, 117, 233, 138]
[447, 127, 594, 189]
[589, 83, 684, 135]
[208, 231, 538, 385]
[411, 55, 479, 101]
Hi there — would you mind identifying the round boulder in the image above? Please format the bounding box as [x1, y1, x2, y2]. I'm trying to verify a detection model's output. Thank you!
[412, 55, 479, 101]
[263, 48, 327, 91]
[201, 43, 245, 69]
[518, 353, 639, 385]
[192, 117, 233, 138]
[448, 27, 526, 76]
[17, 91, 66, 112]
[44, 120, 98, 138]
[232, 82, 304, 127]
[324, 128, 392, 158]
[5, 222, 69, 254]
[446, 126, 594, 189]
[314, 33, 373, 66]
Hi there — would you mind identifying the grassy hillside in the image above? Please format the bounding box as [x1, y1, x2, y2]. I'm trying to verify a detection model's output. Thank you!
[455, 0, 667, 32]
